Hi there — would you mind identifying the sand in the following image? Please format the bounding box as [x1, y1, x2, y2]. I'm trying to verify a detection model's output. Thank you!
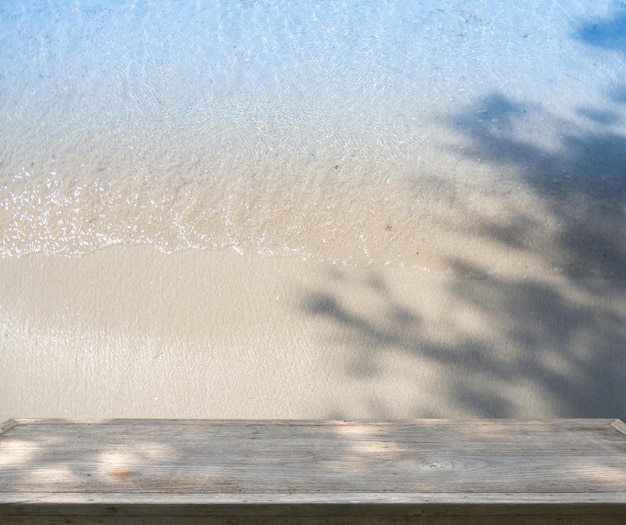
[2, 1, 626, 421]
[1, 246, 625, 421]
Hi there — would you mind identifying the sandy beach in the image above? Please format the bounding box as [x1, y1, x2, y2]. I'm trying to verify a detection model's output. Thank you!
[1, 246, 625, 421]
[1, 1, 626, 421]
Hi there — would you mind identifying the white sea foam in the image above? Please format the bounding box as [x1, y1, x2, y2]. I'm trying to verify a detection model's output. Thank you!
[1, 1, 625, 275]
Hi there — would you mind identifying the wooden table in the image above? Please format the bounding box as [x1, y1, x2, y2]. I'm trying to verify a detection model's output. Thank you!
[1, 418, 625, 524]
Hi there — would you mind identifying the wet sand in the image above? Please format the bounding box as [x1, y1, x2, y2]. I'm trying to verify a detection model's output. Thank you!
[1, 246, 625, 421]
[1, 1, 626, 422]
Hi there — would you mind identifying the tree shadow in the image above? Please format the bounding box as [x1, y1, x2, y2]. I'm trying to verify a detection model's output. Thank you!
[575, 2, 626, 53]
[301, 80, 626, 418]
[302, 263, 626, 418]
[447, 92, 626, 277]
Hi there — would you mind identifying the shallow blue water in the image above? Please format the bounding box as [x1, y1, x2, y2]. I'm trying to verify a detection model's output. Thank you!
[1, 1, 625, 273]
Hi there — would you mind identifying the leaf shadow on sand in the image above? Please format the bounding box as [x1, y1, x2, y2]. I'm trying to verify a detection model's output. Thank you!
[301, 88, 626, 419]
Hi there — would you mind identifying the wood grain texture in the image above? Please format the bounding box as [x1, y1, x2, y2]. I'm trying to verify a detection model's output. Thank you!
[1, 419, 625, 524]
[0, 419, 18, 436]
[612, 418, 626, 435]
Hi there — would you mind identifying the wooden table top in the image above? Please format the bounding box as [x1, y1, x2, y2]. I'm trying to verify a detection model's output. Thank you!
[1, 418, 625, 523]
[1, 418, 625, 502]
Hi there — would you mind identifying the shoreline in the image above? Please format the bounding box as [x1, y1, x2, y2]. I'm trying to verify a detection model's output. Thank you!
[1, 245, 625, 421]
[1, 1, 626, 423]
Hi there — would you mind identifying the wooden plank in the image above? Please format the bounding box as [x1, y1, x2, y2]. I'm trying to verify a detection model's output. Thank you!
[2, 510, 626, 525]
[0, 419, 625, 524]
[2, 491, 626, 505]
[611, 418, 626, 435]
[2, 502, 626, 524]
[0, 418, 19, 436]
[4, 419, 625, 495]
[2, 504, 626, 525]
[2, 419, 625, 496]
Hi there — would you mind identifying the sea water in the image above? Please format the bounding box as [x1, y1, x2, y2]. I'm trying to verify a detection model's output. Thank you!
[1, 0, 625, 272]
